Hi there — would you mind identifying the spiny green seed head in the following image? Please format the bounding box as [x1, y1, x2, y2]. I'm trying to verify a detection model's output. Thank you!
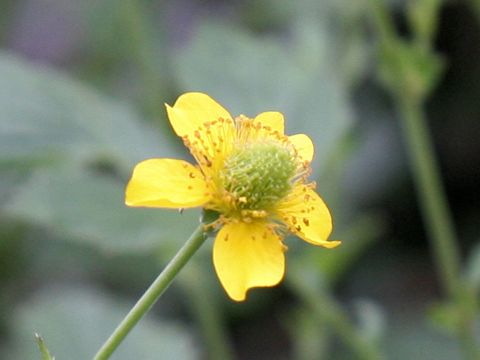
[221, 142, 297, 210]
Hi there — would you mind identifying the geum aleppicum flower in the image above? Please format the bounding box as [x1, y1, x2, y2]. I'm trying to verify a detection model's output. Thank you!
[125, 92, 341, 301]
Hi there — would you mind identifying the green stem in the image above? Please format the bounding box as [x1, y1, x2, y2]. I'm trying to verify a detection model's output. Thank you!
[121, 0, 168, 121]
[289, 278, 383, 360]
[93, 224, 207, 360]
[368, 1, 479, 356]
[397, 96, 480, 359]
[369, 0, 396, 44]
[315, 293, 382, 360]
[397, 96, 460, 297]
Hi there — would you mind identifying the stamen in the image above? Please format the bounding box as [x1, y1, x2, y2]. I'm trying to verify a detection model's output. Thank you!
[188, 114, 316, 228]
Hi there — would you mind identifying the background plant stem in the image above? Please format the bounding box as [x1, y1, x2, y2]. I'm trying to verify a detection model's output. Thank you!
[181, 266, 235, 360]
[396, 96, 460, 297]
[397, 95, 479, 359]
[93, 224, 207, 360]
[288, 276, 383, 360]
[368, 1, 479, 357]
[122, 0, 168, 121]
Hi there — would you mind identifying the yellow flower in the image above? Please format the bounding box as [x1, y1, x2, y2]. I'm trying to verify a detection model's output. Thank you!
[125, 92, 341, 301]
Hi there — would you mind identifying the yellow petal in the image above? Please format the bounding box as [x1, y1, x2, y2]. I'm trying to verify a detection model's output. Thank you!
[165, 92, 232, 136]
[125, 159, 210, 208]
[276, 186, 340, 248]
[213, 221, 286, 301]
[165, 92, 235, 164]
[254, 111, 285, 135]
[289, 134, 314, 163]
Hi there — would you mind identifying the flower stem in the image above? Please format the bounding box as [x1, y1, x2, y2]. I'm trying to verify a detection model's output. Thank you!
[397, 95, 480, 359]
[289, 277, 383, 360]
[396, 96, 460, 296]
[368, 1, 480, 356]
[93, 224, 207, 360]
[312, 292, 382, 360]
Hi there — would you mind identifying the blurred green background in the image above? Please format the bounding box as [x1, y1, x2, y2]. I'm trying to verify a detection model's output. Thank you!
[0, 0, 479, 359]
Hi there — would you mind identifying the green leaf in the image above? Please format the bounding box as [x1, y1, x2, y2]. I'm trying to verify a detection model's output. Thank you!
[0, 51, 177, 171]
[407, 0, 441, 45]
[3, 169, 200, 255]
[173, 21, 353, 172]
[0, 51, 202, 255]
[5, 286, 197, 360]
[378, 40, 444, 100]
[428, 301, 460, 335]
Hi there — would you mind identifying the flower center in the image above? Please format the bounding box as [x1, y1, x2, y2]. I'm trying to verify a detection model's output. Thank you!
[220, 142, 297, 212]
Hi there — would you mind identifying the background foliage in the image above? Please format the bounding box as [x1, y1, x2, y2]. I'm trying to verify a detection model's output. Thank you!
[0, 0, 479, 359]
